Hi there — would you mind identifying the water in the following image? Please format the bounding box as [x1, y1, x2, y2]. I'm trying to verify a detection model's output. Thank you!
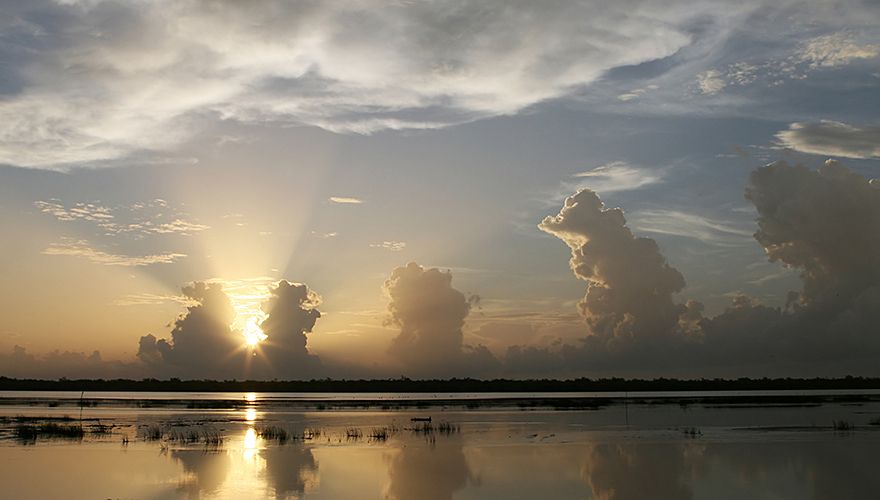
[1, 391, 879, 499]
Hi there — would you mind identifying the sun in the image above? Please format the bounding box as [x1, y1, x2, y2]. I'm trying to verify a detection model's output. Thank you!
[243, 315, 267, 347]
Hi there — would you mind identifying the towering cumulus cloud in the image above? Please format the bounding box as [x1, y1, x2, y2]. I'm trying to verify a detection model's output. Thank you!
[538, 190, 694, 352]
[384, 263, 497, 377]
[137, 282, 241, 377]
[137, 280, 324, 379]
[533, 160, 880, 376]
[256, 281, 323, 377]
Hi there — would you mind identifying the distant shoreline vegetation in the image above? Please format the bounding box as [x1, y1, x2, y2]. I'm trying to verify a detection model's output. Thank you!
[2, 376, 880, 393]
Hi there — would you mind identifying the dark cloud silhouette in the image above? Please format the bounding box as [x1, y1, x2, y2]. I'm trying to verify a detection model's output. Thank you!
[253, 280, 323, 378]
[136, 280, 325, 379]
[137, 282, 242, 378]
[0, 345, 137, 379]
[384, 262, 499, 377]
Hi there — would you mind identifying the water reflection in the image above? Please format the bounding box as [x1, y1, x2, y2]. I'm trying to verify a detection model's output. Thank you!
[2, 409, 880, 499]
[171, 449, 232, 497]
[261, 445, 318, 498]
[583, 443, 691, 500]
[384, 436, 473, 500]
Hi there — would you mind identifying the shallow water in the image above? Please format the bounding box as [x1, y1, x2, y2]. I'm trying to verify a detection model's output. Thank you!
[1, 392, 879, 499]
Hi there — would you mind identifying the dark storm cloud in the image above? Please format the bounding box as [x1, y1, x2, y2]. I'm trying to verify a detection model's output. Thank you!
[776, 122, 880, 159]
[384, 262, 499, 377]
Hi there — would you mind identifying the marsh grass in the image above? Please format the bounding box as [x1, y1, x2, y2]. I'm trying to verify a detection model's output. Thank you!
[832, 420, 854, 431]
[15, 422, 85, 442]
[345, 427, 363, 440]
[869, 416, 880, 426]
[681, 427, 702, 438]
[257, 426, 290, 444]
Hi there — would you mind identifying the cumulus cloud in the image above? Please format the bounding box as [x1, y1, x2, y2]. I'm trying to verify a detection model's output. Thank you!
[137, 282, 241, 376]
[522, 160, 880, 376]
[775, 121, 880, 159]
[137, 280, 325, 379]
[256, 280, 323, 376]
[384, 262, 498, 377]
[0, 0, 719, 168]
[538, 190, 694, 352]
[43, 238, 186, 266]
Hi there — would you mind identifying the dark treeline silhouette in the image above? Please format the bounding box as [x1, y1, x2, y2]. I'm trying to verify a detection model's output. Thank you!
[1, 376, 880, 393]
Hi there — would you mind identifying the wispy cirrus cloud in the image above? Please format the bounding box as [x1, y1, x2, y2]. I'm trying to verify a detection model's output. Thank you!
[370, 241, 406, 252]
[629, 209, 754, 246]
[570, 161, 666, 194]
[329, 197, 364, 205]
[775, 121, 880, 159]
[42, 238, 186, 266]
[34, 199, 209, 236]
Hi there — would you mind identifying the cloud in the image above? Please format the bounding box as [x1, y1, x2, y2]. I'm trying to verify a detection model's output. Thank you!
[0, 0, 711, 168]
[371, 241, 407, 252]
[629, 209, 754, 246]
[35, 199, 209, 236]
[775, 121, 880, 159]
[34, 200, 113, 221]
[383, 262, 498, 377]
[0, 345, 137, 379]
[329, 197, 363, 204]
[616, 84, 659, 102]
[137, 280, 325, 379]
[255, 280, 323, 377]
[538, 190, 693, 352]
[745, 159, 880, 311]
[797, 33, 880, 68]
[696, 70, 726, 95]
[43, 238, 186, 266]
[571, 161, 665, 194]
[137, 282, 241, 376]
[518, 159, 880, 376]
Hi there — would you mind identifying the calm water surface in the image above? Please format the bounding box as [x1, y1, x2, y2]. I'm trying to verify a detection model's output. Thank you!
[1, 391, 879, 499]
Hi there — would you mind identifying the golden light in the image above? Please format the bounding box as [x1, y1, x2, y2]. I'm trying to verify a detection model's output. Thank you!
[245, 407, 257, 422]
[243, 314, 267, 347]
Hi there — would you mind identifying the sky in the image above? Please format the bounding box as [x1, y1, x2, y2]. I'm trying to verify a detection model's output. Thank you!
[0, 0, 878, 379]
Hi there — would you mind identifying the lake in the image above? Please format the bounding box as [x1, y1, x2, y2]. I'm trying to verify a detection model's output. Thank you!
[1, 391, 879, 499]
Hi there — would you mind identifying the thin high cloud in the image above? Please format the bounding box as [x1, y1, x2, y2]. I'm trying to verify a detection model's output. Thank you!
[629, 210, 754, 246]
[329, 197, 363, 205]
[35, 199, 209, 237]
[775, 121, 880, 159]
[571, 161, 666, 194]
[0, 0, 754, 169]
[43, 238, 186, 266]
